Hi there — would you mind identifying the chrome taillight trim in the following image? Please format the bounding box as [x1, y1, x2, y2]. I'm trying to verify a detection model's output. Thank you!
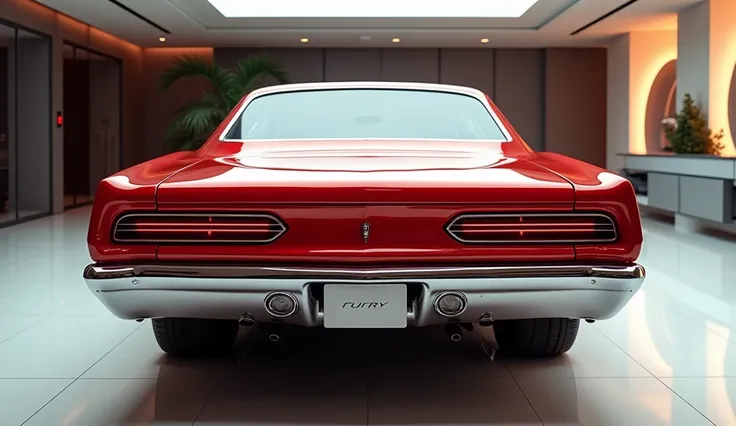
[112, 213, 287, 244]
[445, 213, 618, 244]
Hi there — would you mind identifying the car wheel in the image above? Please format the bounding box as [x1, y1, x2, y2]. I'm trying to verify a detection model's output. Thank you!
[493, 318, 579, 357]
[152, 318, 239, 357]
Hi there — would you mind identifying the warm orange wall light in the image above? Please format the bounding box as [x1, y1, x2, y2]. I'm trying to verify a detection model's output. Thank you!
[629, 32, 677, 155]
[708, 6, 736, 157]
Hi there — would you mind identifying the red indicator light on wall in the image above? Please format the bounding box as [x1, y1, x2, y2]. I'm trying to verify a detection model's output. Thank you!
[56, 111, 63, 128]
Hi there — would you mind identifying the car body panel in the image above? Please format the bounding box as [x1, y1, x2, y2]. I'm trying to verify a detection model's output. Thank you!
[87, 81, 643, 267]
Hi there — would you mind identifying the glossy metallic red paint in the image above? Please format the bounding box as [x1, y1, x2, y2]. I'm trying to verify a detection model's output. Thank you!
[87, 84, 643, 267]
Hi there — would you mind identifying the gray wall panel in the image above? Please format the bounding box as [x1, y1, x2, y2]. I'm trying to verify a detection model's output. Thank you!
[438, 49, 495, 98]
[677, 2, 711, 115]
[623, 155, 736, 180]
[607, 35, 631, 172]
[215, 48, 324, 83]
[324, 49, 380, 82]
[212, 47, 608, 162]
[648, 173, 679, 212]
[494, 49, 544, 151]
[380, 49, 439, 83]
[679, 176, 732, 223]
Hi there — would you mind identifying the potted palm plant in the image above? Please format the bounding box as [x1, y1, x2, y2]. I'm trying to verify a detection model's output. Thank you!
[160, 55, 289, 153]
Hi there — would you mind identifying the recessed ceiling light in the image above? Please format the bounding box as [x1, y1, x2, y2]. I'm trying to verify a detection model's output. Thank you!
[300, 37, 309, 43]
[158, 36, 166, 42]
[206, 0, 538, 18]
[392, 37, 401, 43]
[480, 38, 489, 44]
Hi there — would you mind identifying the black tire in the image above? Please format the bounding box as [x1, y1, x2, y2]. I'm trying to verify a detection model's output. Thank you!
[152, 318, 238, 358]
[494, 318, 580, 357]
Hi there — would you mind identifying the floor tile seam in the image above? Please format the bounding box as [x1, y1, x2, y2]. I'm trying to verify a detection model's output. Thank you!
[590, 325, 716, 425]
[510, 373, 664, 379]
[656, 380, 718, 426]
[589, 326, 659, 380]
[190, 384, 221, 426]
[0, 315, 51, 346]
[19, 321, 143, 426]
[76, 320, 146, 380]
[18, 380, 76, 426]
[504, 361, 544, 425]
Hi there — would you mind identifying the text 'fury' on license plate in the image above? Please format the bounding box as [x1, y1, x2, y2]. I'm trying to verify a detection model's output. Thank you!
[323, 284, 407, 329]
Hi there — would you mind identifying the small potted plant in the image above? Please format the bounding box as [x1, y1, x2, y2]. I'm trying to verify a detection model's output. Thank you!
[661, 93, 724, 155]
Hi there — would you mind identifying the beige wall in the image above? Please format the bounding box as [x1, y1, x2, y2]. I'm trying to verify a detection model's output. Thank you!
[606, 31, 677, 172]
[677, 0, 736, 156]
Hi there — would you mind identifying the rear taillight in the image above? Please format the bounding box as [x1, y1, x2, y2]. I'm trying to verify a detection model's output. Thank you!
[446, 213, 617, 244]
[113, 213, 286, 244]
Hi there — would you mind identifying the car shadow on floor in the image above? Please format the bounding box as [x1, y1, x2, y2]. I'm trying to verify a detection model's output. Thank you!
[135, 325, 584, 425]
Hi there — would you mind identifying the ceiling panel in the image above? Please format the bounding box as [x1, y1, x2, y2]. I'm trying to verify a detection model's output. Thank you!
[31, 0, 702, 48]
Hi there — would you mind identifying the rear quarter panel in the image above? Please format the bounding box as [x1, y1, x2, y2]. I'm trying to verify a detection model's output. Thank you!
[530, 152, 643, 263]
[87, 151, 202, 262]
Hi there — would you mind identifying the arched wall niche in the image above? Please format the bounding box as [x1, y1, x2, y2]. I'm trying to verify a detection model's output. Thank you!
[645, 59, 677, 153]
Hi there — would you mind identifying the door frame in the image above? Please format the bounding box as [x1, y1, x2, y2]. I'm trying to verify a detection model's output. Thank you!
[62, 41, 123, 210]
[0, 18, 53, 229]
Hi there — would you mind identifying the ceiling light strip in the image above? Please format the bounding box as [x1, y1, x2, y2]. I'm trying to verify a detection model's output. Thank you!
[570, 0, 640, 35]
[207, 0, 538, 18]
[107, 0, 171, 34]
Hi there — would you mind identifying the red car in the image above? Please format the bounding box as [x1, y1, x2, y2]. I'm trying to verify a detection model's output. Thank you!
[83, 81, 645, 358]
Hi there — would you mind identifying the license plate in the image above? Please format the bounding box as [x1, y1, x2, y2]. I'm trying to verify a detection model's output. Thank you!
[323, 284, 407, 328]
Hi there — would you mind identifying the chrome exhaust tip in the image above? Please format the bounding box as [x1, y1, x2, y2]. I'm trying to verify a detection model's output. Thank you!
[434, 292, 468, 318]
[444, 323, 463, 342]
[264, 292, 299, 318]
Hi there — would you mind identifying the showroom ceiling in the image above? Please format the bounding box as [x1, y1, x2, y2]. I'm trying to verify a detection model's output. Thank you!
[33, 0, 701, 48]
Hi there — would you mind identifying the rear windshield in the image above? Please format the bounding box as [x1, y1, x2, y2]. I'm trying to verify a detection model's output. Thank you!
[223, 88, 508, 141]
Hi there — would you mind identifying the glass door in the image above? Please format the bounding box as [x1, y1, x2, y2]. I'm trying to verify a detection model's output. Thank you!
[63, 43, 88, 209]
[88, 51, 121, 199]
[63, 43, 121, 210]
[0, 22, 52, 227]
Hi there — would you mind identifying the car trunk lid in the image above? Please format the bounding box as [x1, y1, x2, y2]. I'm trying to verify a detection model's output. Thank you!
[156, 140, 574, 205]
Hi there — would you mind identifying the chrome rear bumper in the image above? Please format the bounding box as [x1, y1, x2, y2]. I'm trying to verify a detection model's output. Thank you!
[83, 263, 645, 326]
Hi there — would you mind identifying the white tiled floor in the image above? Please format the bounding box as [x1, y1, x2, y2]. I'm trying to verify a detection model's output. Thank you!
[1, 207, 735, 425]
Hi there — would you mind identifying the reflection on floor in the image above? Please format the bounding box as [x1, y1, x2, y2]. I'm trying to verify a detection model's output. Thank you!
[0, 210, 45, 226]
[63, 193, 93, 210]
[0, 207, 734, 425]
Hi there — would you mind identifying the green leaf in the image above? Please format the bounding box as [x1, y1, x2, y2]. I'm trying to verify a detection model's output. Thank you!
[159, 55, 233, 103]
[162, 126, 198, 154]
[228, 55, 289, 106]
[176, 103, 224, 136]
[159, 54, 290, 154]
